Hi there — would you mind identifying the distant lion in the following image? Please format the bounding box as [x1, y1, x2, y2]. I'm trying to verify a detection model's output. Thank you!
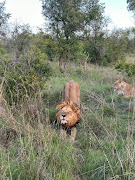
[112, 79, 135, 98]
[113, 79, 135, 113]
[56, 80, 81, 141]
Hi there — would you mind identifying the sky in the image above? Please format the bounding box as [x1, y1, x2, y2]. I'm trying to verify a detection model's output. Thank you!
[3, 0, 135, 33]
[5, 0, 45, 32]
[101, 0, 134, 29]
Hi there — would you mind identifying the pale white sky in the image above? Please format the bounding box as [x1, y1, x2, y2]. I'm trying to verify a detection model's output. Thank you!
[101, 0, 134, 29]
[5, 0, 45, 32]
[3, 0, 135, 33]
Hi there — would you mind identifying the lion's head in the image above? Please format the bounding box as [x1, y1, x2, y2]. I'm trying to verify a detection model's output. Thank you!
[56, 101, 81, 127]
[112, 79, 122, 90]
[112, 79, 125, 96]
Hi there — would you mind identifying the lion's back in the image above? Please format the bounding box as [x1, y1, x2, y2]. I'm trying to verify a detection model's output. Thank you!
[121, 82, 135, 97]
[62, 80, 80, 107]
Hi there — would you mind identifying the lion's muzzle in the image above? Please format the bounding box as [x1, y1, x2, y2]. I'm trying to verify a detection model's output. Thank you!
[62, 114, 66, 118]
[60, 114, 67, 125]
[61, 119, 67, 125]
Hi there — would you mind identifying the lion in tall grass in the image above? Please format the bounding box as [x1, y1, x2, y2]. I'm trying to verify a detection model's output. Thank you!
[112, 79, 135, 98]
[112, 79, 135, 113]
[56, 80, 81, 141]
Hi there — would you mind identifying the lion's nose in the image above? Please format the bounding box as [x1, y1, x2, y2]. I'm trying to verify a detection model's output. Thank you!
[62, 114, 66, 118]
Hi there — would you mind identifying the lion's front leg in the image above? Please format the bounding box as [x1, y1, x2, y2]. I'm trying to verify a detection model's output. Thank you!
[70, 126, 77, 141]
[60, 127, 67, 138]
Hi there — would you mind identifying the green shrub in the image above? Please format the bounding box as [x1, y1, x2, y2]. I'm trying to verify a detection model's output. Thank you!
[115, 60, 135, 76]
[0, 45, 10, 82]
[20, 45, 52, 78]
[3, 68, 44, 104]
[2, 46, 52, 105]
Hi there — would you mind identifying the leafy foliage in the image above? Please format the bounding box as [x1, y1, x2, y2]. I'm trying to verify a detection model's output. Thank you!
[41, 0, 108, 68]
[5, 24, 32, 62]
[2, 45, 52, 104]
[34, 32, 57, 61]
[115, 60, 135, 76]
[127, 0, 135, 14]
[0, 1, 10, 36]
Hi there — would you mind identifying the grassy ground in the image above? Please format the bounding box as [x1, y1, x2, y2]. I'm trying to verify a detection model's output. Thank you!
[0, 61, 135, 179]
[125, 53, 135, 64]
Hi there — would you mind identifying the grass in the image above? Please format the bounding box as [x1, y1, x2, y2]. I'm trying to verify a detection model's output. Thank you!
[1, 61, 135, 179]
[125, 53, 135, 64]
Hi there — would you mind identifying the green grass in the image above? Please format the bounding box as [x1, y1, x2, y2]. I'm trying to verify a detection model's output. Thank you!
[1, 62, 135, 179]
[125, 53, 135, 64]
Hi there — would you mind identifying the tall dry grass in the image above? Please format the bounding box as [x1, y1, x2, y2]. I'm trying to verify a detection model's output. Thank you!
[0, 77, 79, 179]
[1, 62, 135, 179]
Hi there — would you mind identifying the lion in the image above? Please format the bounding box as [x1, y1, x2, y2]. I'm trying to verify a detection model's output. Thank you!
[112, 79, 135, 98]
[56, 80, 81, 141]
[112, 79, 135, 113]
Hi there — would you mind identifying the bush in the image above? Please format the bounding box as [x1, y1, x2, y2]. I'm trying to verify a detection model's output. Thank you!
[20, 45, 52, 78]
[2, 46, 52, 105]
[115, 60, 135, 76]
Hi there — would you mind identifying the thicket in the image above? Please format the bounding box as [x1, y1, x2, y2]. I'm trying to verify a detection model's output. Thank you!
[115, 60, 135, 76]
[41, 0, 135, 68]
[0, 23, 134, 105]
[0, 25, 52, 105]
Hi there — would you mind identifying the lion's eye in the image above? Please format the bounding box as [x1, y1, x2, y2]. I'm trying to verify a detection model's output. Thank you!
[67, 111, 73, 114]
[60, 110, 65, 113]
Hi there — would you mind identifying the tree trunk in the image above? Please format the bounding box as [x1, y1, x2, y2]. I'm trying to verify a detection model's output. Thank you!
[84, 53, 89, 70]
[59, 54, 63, 68]
[59, 53, 64, 73]
[64, 50, 69, 70]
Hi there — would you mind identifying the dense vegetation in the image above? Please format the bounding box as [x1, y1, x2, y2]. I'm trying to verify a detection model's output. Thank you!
[115, 60, 135, 76]
[0, 0, 135, 179]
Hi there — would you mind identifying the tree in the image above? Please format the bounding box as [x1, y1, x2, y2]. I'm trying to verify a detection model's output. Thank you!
[34, 31, 57, 61]
[83, 0, 108, 64]
[41, 0, 84, 70]
[41, 0, 108, 67]
[104, 29, 128, 64]
[127, 0, 135, 14]
[0, 1, 10, 37]
[5, 23, 32, 62]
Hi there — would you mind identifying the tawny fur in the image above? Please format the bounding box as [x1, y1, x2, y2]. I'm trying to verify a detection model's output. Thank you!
[112, 79, 135, 98]
[113, 79, 135, 113]
[62, 80, 80, 108]
[56, 101, 81, 127]
[56, 80, 81, 141]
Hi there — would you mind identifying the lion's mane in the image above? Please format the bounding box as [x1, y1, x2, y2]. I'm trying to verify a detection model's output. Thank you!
[56, 101, 81, 127]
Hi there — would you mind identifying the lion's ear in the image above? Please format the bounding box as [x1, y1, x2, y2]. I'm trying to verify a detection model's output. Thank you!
[56, 104, 62, 110]
[69, 101, 73, 106]
[56, 102, 67, 110]
[119, 79, 122, 83]
[76, 108, 81, 120]
[76, 108, 80, 114]
[75, 107, 81, 120]
[77, 113, 82, 120]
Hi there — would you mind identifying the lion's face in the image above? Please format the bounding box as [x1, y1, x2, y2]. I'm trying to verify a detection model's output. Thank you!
[112, 80, 123, 90]
[112, 79, 125, 96]
[56, 102, 81, 127]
